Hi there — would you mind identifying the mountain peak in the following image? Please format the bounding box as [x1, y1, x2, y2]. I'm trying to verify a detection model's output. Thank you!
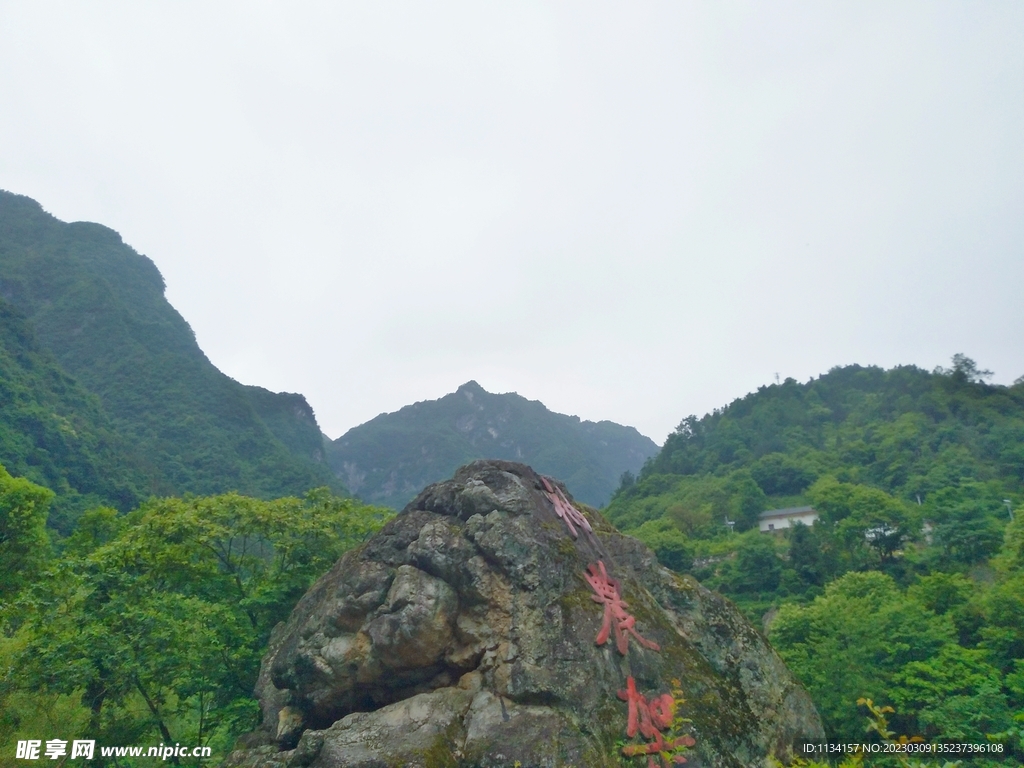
[327, 385, 658, 509]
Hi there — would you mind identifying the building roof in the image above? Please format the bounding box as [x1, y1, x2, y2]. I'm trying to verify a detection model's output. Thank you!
[758, 505, 816, 520]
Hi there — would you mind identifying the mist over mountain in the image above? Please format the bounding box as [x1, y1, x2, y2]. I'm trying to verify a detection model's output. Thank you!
[0, 190, 339, 516]
[326, 380, 659, 509]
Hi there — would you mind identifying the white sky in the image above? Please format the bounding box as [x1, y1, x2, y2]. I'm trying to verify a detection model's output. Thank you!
[1, 2, 1022, 444]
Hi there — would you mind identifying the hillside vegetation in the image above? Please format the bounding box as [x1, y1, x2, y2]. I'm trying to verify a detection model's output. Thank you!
[607, 358, 1024, 755]
[0, 191, 338, 517]
[0, 469, 392, 763]
[0, 300, 147, 530]
[326, 380, 658, 509]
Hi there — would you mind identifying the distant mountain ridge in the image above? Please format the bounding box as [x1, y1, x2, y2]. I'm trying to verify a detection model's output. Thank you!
[325, 380, 659, 509]
[0, 190, 339, 519]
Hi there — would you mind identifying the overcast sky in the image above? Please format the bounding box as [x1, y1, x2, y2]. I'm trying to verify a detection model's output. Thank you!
[2, 2, 1022, 443]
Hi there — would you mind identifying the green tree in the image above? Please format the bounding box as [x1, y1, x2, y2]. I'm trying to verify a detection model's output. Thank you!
[631, 517, 693, 572]
[10, 489, 391, 761]
[808, 478, 915, 562]
[724, 470, 769, 531]
[907, 572, 972, 616]
[788, 521, 824, 587]
[890, 644, 1011, 742]
[731, 533, 782, 593]
[769, 571, 954, 740]
[750, 452, 816, 496]
[935, 353, 994, 384]
[906, 572, 983, 646]
[933, 509, 1003, 565]
[979, 574, 1024, 673]
[0, 464, 53, 604]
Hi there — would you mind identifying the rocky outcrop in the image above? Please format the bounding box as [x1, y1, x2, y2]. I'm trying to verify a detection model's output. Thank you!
[228, 460, 823, 768]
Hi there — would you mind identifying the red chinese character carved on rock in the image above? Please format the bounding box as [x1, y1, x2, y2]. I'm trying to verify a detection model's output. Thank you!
[585, 561, 660, 655]
[541, 476, 593, 538]
[618, 676, 696, 767]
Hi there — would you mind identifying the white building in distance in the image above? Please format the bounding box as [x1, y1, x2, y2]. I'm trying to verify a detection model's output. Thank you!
[759, 506, 818, 533]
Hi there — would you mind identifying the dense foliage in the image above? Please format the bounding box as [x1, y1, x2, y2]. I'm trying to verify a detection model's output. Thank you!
[0, 191, 339, 519]
[327, 380, 658, 509]
[0, 300, 147, 530]
[0, 468, 391, 765]
[606, 359, 1024, 758]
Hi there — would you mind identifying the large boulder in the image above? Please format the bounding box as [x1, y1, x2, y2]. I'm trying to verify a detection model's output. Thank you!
[228, 461, 823, 768]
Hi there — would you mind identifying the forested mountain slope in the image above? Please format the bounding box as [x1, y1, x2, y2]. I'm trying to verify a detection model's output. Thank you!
[609, 361, 1024, 533]
[0, 299, 147, 530]
[606, 359, 1024, 749]
[327, 380, 658, 509]
[0, 191, 338, 507]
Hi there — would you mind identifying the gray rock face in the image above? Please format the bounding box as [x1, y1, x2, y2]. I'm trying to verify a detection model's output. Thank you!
[228, 460, 823, 768]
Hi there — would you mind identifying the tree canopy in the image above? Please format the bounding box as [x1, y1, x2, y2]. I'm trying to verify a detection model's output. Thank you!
[0, 475, 391, 764]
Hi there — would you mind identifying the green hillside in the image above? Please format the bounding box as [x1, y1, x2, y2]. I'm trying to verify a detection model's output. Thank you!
[327, 380, 659, 509]
[0, 191, 338, 509]
[609, 360, 1023, 534]
[0, 299, 147, 531]
[606, 359, 1024, 749]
